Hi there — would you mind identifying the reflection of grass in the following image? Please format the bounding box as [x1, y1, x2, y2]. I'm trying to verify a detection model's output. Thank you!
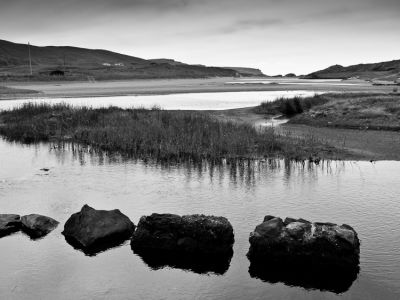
[254, 95, 328, 116]
[0, 103, 347, 161]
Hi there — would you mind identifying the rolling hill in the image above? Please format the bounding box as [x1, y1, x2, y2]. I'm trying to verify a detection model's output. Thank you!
[223, 67, 266, 77]
[303, 60, 400, 81]
[0, 39, 263, 80]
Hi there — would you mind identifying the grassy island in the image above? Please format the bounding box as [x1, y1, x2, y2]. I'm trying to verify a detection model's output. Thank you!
[0, 103, 345, 162]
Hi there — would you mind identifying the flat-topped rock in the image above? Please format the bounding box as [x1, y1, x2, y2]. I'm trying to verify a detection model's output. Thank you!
[248, 216, 360, 266]
[21, 214, 59, 239]
[131, 213, 234, 255]
[0, 214, 21, 238]
[62, 205, 135, 255]
[131, 213, 234, 274]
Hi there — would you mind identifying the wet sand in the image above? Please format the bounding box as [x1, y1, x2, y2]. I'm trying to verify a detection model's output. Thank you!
[279, 124, 400, 161]
[211, 107, 400, 161]
[2, 77, 394, 100]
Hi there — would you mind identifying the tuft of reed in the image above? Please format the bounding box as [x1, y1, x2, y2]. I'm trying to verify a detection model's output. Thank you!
[255, 94, 330, 116]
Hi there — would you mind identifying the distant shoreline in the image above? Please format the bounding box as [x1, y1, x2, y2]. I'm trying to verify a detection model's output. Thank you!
[0, 77, 393, 100]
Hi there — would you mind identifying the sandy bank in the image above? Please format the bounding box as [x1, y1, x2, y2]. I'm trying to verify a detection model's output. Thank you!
[2, 77, 394, 100]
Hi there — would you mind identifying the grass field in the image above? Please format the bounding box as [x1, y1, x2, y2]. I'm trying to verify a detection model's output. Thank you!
[288, 93, 400, 130]
[0, 103, 351, 162]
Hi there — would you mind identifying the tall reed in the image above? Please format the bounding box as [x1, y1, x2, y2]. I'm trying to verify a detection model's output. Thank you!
[0, 103, 291, 161]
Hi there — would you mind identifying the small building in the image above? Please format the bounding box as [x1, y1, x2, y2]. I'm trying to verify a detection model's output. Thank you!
[49, 70, 65, 76]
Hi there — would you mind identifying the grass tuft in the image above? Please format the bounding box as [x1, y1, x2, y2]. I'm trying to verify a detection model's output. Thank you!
[254, 95, 329, 116]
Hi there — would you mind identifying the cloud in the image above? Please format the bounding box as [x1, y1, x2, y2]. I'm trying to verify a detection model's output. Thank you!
[216, 18, 284, 34]
[0, 0, 399, 75]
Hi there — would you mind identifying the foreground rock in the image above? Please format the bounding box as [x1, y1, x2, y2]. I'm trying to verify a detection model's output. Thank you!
[62, 205, 135, 255]
[0, 214, 21, 238]
[247, 216, 360, 293]
[132, 213, 234, 254]
[131, 213, 234, 274]
[21, 214, 59, 239]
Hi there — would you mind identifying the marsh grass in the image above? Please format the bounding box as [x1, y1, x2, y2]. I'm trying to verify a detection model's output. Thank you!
[0, 103, 286, 162]
[0, 103, 343, 162]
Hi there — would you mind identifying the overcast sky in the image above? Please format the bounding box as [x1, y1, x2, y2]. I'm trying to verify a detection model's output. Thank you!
[1, 0, 399, 74]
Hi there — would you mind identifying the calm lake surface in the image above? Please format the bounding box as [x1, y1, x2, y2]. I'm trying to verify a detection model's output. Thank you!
[0, 139, 400, 300]
[1, 91, 399, 299]
[0, 90, 319, 111]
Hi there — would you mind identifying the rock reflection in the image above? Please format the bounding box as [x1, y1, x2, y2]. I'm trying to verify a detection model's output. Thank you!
[249, 259, 359, 294]
[63, 236, 128, 256]
[132, 247, 233, 275]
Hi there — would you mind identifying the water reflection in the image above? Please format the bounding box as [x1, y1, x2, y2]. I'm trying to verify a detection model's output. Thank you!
[47, 142, 346, 188]
[0, 90, 319, 111]
[63, 235, 128, 256]
[132, 247, 233, 275]
[248, 259, 360, 294]
[1, 138, 400, 299]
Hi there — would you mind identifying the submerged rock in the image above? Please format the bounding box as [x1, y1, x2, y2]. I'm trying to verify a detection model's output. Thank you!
[247, 216, 360, 293]
[0, 214, 21, 238]
[21, 214, 59, 239]
[62, 205, 135, 255]
[131, 213, 234, 274]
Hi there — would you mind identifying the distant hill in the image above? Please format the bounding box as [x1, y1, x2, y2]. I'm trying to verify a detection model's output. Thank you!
[304, 60, 400, 81]
[0, 39, 255, 80]
[148, 58, 185, 66]
[224, 67, 266, 77]
[0, 39, 147, 67]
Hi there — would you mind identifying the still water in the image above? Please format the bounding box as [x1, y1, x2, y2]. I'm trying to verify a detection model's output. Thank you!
[0, 139, 399, 299]
[0, 90, 319, 111]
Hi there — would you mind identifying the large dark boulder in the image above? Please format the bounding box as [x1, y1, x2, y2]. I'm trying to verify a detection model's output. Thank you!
[62, 205, 135, 255]
[0, 214, 21, 238]
[132, 213, 234, 254]
[131, 213, 234, 274]
[21, 214, 59, 239]
[247, 216, 360, 293]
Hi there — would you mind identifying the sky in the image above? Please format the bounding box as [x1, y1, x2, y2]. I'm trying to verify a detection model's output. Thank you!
[1, 0, 399, 75]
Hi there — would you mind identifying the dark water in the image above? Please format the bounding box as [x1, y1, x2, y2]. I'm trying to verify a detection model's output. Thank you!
[0, 139, 399, 299]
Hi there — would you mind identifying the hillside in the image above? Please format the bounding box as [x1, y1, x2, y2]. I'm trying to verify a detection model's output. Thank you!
[304, 60, 400, 81]
[0, 39, 246, 80]
[223, 67, 266, 77]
